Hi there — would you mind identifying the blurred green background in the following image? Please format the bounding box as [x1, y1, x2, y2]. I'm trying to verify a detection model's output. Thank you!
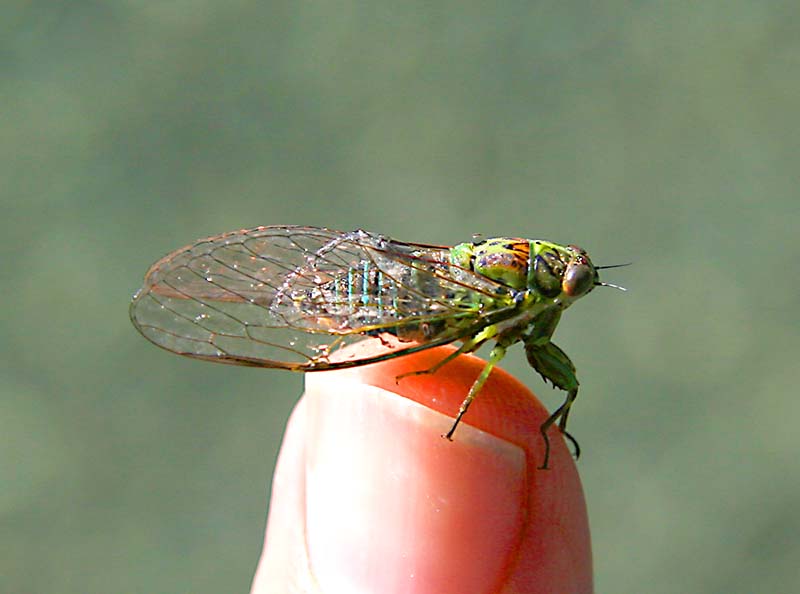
[3, 1, 798, 592]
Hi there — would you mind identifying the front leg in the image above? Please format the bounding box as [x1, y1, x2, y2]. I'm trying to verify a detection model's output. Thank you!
[524, 339, 580, 469]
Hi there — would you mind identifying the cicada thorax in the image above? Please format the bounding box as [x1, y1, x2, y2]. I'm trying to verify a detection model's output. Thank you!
[450, 237, 571, 299]
[450, 238, 531, 290]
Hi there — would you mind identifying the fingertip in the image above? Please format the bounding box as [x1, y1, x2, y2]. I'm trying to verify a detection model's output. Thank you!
[256, 340, 593, 593]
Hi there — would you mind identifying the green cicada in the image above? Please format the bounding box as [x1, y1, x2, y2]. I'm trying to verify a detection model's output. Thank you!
[130, 226, 623, 468]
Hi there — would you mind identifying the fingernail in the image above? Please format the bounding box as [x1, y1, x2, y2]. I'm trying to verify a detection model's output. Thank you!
[303, 378, 526, 594]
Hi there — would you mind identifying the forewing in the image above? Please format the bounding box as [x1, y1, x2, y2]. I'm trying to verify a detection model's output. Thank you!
[130, 226, 517, 369]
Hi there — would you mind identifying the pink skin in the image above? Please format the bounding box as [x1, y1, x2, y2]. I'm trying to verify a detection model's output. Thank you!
[251, 342, 593, 594]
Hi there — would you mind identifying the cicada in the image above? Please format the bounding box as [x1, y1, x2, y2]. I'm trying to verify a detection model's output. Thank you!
[130, 226, 623, 468]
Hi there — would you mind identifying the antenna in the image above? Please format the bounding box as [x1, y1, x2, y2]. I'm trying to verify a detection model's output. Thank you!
[595, 262, 630, 291]
[596, 281, 627, 292]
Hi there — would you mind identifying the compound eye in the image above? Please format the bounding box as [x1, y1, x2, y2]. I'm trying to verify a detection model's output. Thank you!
[563, 262, 594, 297]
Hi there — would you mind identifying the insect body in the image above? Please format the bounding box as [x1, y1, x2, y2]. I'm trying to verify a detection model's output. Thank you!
[130, 226, 613, 468]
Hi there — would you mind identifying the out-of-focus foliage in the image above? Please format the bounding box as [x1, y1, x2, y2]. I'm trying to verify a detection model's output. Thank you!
[2, 1, 798, 592]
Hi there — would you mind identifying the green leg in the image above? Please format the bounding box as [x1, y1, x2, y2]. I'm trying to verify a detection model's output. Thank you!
[444, 342, 507, 440]
[395, 325, 497, 383]
[394, 341, 474, 382]
[524, 339, 580, 469]
[537, 390, 580, 469]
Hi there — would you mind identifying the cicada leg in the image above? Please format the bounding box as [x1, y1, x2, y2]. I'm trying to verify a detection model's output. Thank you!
[537, 390, 580, 470]
[444, 341, 507, 440]
[394, 325, 497, 384]
[524, 339, 581, 470]
[393, 325, 504, 439]
[394, 341, 472, 383]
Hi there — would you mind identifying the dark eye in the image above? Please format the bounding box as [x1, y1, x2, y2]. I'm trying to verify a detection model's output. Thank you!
[563, 262, 594, 297]
[532, 254, 562, 298]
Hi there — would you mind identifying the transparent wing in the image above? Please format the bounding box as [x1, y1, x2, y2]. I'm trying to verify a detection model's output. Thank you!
[130, 226, 519, 370]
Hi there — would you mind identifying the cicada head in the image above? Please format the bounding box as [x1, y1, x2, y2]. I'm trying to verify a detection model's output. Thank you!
[530, 242, 599, 303]
[450, 237, 618, 305]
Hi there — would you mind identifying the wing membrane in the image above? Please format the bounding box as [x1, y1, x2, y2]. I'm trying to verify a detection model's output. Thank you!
[130, 226, 518, 369]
